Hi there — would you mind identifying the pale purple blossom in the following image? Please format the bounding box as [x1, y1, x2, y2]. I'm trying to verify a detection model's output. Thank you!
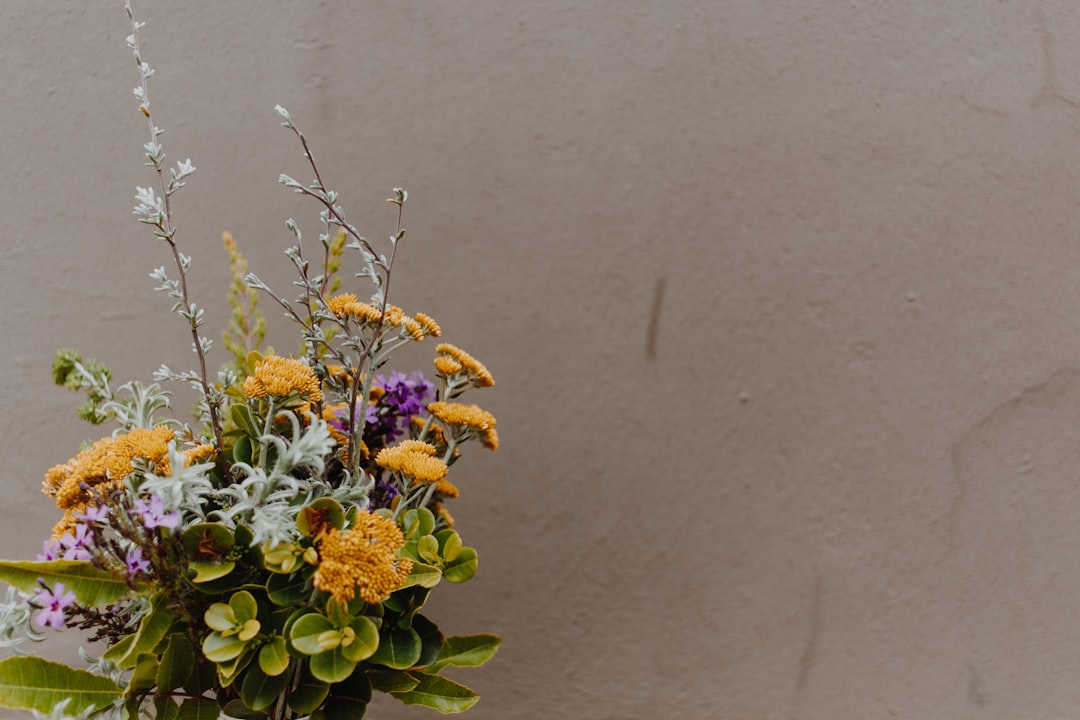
[59, 525, 94, 561]
[134, 495, 179, 530]
[32, 582, 75, 629]
[76, 505, 109, 523]
[36, 538, 62, 562]
[124, 548, 150, 577]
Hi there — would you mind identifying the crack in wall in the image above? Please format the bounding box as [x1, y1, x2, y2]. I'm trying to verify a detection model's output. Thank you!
[796, 572, 824, 694]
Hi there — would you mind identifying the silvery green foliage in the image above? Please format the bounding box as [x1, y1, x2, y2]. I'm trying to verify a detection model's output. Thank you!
[138, 445, 216, 521]
[211, 414, 339, 547]
[31, 699, 93, 720]
[0, 587, 46, 654]
[100, 381, 175, 432]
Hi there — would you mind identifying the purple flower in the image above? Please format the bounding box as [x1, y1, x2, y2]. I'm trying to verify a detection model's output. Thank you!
[76, 505, 109, 524]
[124, 548, 150, 577]
[134, 495, 179, 530]
[59, 525, 94, 562]
[32, 582, 76, 629]
[36, 538, 62, 562]
[367, 370, 434, 442]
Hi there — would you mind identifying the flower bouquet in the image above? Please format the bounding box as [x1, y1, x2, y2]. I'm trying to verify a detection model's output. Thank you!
[0, 4, 500, 719]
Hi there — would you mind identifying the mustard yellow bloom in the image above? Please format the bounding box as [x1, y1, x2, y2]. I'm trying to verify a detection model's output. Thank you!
[434, 344, 495, 388]
[326, 293, 384, 324]
[243, 356, 323, 403]
[313, 512, 413, 604]
[46, 426, 174, 536]
[375, 440, 449, 483]
[433, 356, 463, 377]
[415, 313, 442, 338]
[426, 401, 499, 450]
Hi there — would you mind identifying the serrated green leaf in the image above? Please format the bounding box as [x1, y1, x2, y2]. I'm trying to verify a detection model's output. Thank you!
[239, 661, 291, 711]
[368, 626, 421, 670]
[0, 657, 122, 715]
[156, 633, 194, 693]
[390, 671, 479, 714]
[309, 647, 356, 684]
[442, 548, 477, 584]
[0, 560, 129, 607]
[427, 634, 502, 671]
[366, 668, 420, 693]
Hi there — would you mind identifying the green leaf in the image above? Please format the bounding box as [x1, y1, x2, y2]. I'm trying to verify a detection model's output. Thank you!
[309, 647, 356, 684]
[156, 633, 194, 693]
[435, 529, 462, 563]
[267, 570, 309, 606]
[108, 595, 176, 669]
[129, 653, 159, 691]
[412, 614, 444, 667]
[297, 498, 345, 538]
[0, 559, 129, 607]
[239, 661, 291, 711]
[176, 698, 222, 719]
[390, 671, 479, 714]
[188, 560, 236, 583]
[287, 666, 329, 714]
[316, 670, 372, 720]
[417, 535, 441, 564]
[258, 636, 290, 677]
[291, 613, 335, 656]
[366, 668, 420, 694]
[154, 696, 181, 720]
[0, 656, 122, 715]
[442, 548, 477, 584]
[230, 590, 259, 623]
[219, 699, 269, 720]
[232, 403, 261, 438]
[427, 634, 502, 671]
[340, 616, 380, 663]
[102, 633, 135, 665]
[368, 626, 421, 670]
[398, 562, 442, 590]
[203, 631, 249, 663]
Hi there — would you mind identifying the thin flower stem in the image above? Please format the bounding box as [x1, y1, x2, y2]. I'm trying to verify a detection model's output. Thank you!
[127, 4, 226, 475]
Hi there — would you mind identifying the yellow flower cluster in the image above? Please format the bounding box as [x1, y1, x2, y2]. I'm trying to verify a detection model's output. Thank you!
[243, 356, 323, 403]
[313, 512, 413, 604]
[427, 401, 499, 450]
[375, 440, 449, 484]
[43, 426, 174, 536]
[325, 293, 441, 342]
[434, 344, 494, 388]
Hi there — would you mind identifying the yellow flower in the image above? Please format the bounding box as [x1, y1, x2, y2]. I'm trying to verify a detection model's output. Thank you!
[243, 356, 323, 403]
[313, 512, 413, 604]
[415, 313, 442, 338]
[433, 356, 463, 377]
[434, 344, 494, 388]
[426, 401, 499, 450]
[46, 426, 174, 536]
[326, 293, 384, 325]
[375, 440, 449, 483]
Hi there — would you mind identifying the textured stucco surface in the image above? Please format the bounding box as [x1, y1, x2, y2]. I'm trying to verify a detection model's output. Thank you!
[6, 1, 1080, 718]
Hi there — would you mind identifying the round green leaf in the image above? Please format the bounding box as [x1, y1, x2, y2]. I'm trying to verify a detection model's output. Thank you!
[340, 616, 380, 663]
[290, 613, 336, 656]
[368, 627, 422, 670]
[442, 547, 477, 584]
[202, 632, 248, 663]
[309, 647, 357, 684]
[205, 603, 236, 632]
[435, 529, 462, 563]
[258, 636, 290, 677]
[230, 590, 259, 623]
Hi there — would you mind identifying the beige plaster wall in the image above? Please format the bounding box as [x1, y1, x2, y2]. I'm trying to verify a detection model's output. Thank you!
[6, 1, 1080, 718]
